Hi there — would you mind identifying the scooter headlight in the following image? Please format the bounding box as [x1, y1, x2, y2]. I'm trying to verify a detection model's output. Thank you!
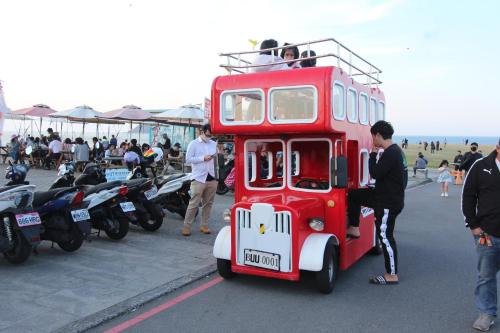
[223, 209, 231, 223]
[309, 218, 324, 231]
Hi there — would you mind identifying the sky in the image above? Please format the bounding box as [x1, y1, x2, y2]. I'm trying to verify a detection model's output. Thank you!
[0, 0, 499, 136]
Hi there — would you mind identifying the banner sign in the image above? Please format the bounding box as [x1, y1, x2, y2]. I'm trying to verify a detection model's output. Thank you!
[105, 168, 130, 181]
[203, 97, 211, 120]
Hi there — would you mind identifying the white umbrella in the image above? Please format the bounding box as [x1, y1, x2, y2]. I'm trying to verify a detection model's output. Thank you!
[52, 105, 123, 137]
[151, 105, 205, 144]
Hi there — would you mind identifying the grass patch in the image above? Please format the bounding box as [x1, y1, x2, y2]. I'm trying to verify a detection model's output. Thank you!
[401, 143, 495, 168]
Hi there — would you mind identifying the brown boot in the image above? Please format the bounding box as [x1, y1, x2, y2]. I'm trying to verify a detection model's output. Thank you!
[199, 226, 211, 234]
[182, 226, 191, 236]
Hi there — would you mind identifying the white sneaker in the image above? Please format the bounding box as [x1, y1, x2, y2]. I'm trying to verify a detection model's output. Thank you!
[441, 193, 445, 197]
[445, 193, 449, 197]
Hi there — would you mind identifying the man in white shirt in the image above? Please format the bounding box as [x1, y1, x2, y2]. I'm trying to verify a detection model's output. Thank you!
[44, 136, 63, 169]
[252, 39, 290, 73]
[182, 124, 218, 236]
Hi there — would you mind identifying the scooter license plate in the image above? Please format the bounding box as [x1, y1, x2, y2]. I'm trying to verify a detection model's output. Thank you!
[15, 212, 42, 228]
[71, 209, 90, 222]
[243, 249, 280, 271]
[120, 202, 136, 212]
[144, 186, 158, 200]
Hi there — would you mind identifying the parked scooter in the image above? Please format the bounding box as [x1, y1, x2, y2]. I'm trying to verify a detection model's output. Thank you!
[128, 165, 193, 218]
[51, 162, 134, 240]
[6, 162, 91, 252]
[1, 163, 41, 263]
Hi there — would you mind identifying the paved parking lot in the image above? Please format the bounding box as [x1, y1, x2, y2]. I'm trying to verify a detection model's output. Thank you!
[0, 166, 232, 333]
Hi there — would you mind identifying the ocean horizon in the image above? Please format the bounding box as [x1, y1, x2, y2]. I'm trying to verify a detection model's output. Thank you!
[393, 135, 498, 145]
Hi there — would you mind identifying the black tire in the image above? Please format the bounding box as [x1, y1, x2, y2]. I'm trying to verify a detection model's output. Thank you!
[369, 235, 383, 255]
[216, 182, 229, 195]
[105, 217, 129, 240]
[139, 204, 164, 232]
[217, 258, 235, 279]
[57, 229, 85, 252]
[315, 240, 338, 294]
[3, 230, 32, 264]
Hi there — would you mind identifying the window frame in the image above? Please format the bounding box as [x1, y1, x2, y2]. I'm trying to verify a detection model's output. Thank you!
[359, 149, 369, 186]
[359, 92, 369, 125]
[369, 97, 378, 125]
[332, 81, 346, 121]
[220, 88, 265, 126]
[378, 101, 385, 121]
[286, 138, 332, 193]
[346, 87, 358, 123]
[268, 85, 318, 124]
[244, 139, 286, 191]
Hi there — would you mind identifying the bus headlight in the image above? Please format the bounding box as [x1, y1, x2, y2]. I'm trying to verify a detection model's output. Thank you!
[309, 218, 324, 231]
[223, 209, 231, 223]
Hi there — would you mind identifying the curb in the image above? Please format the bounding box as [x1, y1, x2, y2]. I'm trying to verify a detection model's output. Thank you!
[53, 263, 217, 333]
[406, 177, 433, 190]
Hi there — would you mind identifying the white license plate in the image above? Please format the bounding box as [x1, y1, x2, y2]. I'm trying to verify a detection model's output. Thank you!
[120, 202, 136, 212]
[15, 212, 42, 227]
[71, 209, 90, 222]
[144, 186, 158, 200]
[244, 249, 280, 271]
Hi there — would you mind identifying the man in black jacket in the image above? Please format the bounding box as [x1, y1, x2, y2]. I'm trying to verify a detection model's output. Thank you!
[462, 139, 500, 332]
[460, 142, 483, 172]
[347, 121, 407, 285]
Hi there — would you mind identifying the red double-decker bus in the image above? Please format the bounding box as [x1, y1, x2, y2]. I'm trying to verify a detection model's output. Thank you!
[212, 38, 386, 293]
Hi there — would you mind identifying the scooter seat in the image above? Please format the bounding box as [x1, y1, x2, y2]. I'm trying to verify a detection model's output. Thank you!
[122, 178, 151, 191]
[156, 173, 187, 186]
[33, 187, 79, 207]
[80, 181, 123, 196]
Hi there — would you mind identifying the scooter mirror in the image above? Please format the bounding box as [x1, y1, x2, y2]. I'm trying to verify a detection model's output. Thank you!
[25, 145, 33, 155]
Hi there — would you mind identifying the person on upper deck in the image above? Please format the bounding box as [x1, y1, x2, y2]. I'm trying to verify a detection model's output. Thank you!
[300, 50, 317, 67]
[280, 43, 301, 69]
[252, 39, 290, 73]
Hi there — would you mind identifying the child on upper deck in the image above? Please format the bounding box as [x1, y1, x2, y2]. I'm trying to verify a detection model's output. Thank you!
[252, 39, 290, 73]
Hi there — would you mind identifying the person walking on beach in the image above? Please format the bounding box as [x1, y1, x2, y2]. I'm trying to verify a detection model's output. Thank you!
[424, 141, 428, 151]
[462, 138, 500, 331]
[346, 121, 407, 285]
[436, 140, 440, 151]
[430, 141, 436, 154]
[437, 160, 453, 197]
[182, 124, 217, 236]
[461, 142, 483, 172]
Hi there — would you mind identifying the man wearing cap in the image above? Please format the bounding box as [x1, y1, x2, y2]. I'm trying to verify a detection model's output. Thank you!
[461, 142, 483, 172]
[462, 138, 500, 331]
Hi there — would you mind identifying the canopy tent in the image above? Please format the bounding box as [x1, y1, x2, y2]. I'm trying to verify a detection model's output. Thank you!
[98, 105, 152, 140]
[11, 104, 57, 136]
[50, 105, 123, 137]
[149, 105, 205, 145]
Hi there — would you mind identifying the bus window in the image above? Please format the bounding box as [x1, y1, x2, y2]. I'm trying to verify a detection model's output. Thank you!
[333, 82, 346, 120]
[245, 140, 285, 189]
[269, 86, 317, 123]
[378, 101, 385, 121]
[359, 93, 368, 125]
[369, 98, 377, 125]
[289, 140, 330, 192]
[347, 88, 358, 123]
[221, 90, 264, 124]
[359, 149, 369, 186]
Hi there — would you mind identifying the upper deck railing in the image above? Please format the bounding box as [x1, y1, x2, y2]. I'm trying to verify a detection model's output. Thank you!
[219, 38, 383, 87]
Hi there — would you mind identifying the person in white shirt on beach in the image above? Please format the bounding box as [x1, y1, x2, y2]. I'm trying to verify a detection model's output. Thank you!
[44, 135, 63, 169]
[182, 124, 218, 236]
[252, 39, 290, 73]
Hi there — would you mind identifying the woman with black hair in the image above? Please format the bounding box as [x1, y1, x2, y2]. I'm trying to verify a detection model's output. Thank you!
[251, 39, 290, 72]
[280, 43, 301, 68]
[300, 50, 317, 67]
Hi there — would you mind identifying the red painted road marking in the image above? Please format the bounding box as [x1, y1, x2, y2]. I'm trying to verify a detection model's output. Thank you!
[104, 277, 224, 333]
